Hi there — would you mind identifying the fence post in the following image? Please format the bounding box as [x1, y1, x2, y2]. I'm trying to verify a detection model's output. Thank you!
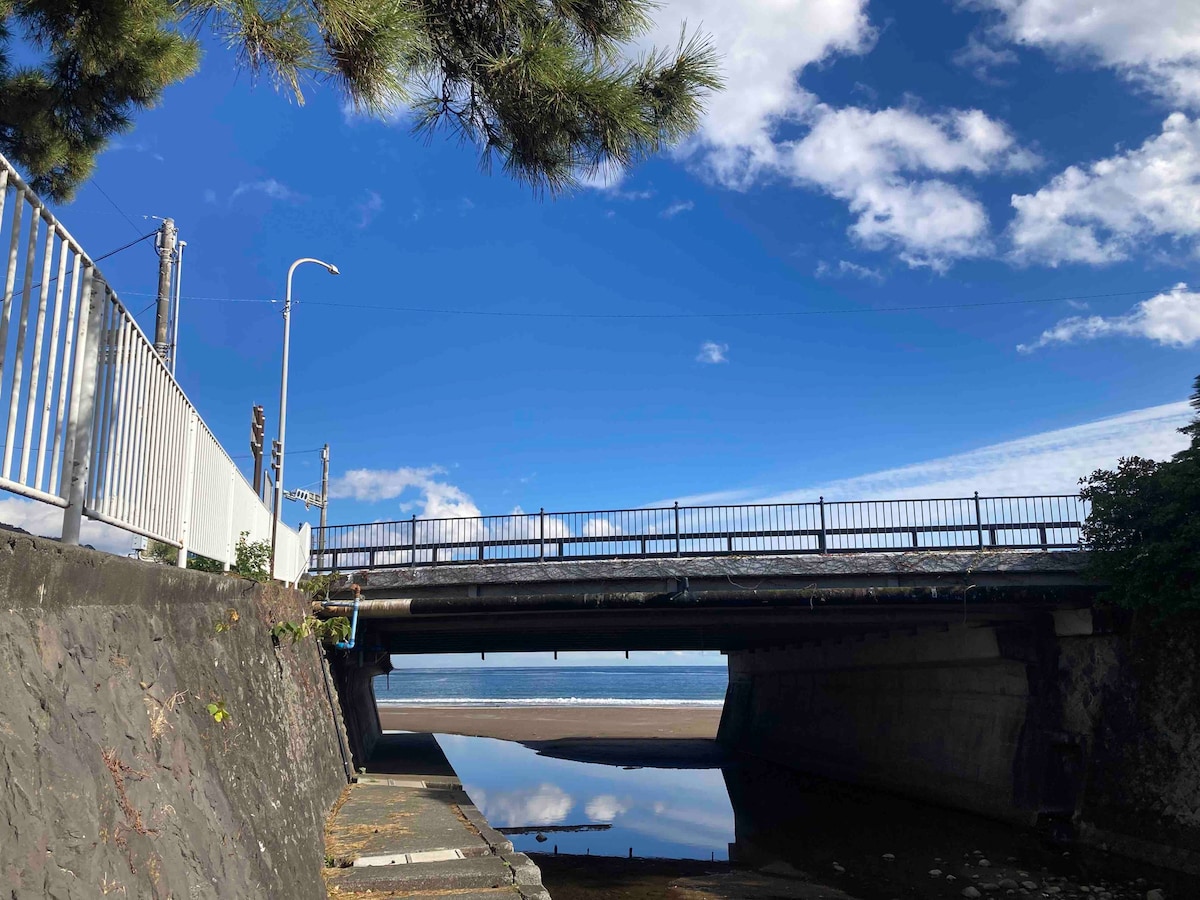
[674, 501, 680, 558]
[974, 491, 984, 550]
[410, 513, 417, 567]
[539, 508, 545, 562]
[61, 269, 101, 545]
[175, 409, 198, 567]
[818, 496, 827, 554]
[222, 466, 235, 572]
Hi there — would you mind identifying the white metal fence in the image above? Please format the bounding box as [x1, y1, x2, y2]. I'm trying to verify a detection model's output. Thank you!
[0, 152, 309, 582]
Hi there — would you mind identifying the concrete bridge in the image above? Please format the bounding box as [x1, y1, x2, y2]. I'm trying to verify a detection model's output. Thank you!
[313, 494, 1127, 853]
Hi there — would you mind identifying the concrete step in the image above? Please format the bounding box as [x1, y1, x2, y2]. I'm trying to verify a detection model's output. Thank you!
[326, 782, 491, 864]
[325, 856, 515, 893]
[326, 889, 521, 900]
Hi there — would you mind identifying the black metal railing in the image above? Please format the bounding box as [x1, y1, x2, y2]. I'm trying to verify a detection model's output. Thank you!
[309, 493, 1088, 572]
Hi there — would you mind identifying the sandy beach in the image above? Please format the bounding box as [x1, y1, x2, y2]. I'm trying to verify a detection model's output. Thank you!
[378, 703, 723, 742]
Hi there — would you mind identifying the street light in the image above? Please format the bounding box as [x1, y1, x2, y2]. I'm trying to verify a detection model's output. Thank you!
[271, 257, 339, 576]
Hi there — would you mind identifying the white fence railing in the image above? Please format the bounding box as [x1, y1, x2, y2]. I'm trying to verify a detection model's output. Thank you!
[0, 153, 309, 582]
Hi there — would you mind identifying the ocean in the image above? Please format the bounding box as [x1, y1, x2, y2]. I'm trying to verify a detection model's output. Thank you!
[373, 665, 727, 707]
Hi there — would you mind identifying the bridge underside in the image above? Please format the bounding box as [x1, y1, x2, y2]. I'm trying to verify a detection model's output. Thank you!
[328, 550, 1092, 654]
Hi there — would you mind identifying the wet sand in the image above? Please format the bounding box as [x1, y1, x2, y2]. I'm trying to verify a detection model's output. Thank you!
[378, 704, 722, 742]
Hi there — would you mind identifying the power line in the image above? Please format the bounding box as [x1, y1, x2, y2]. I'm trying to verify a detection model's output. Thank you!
[88, 178, 146, 241]
[115, 286, 1166, 320]
[30, 231, 156, 297]
[230, 446, 324, 460]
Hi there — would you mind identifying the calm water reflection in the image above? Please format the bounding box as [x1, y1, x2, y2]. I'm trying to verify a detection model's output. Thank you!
[436, 733, 734, 860]
[433, 732, 1190, 900]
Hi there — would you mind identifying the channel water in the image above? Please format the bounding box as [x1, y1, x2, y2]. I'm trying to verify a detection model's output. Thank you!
[379, 665, 1190, 899]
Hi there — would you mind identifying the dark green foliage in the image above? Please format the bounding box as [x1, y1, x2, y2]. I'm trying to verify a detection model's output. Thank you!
[2, 0, 720, 199]
[187, 553, 224, 573]
[1080, 375, 1200, 615]
[0, 0, 199, 198]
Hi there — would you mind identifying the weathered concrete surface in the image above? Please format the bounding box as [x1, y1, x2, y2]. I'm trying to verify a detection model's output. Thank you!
[0, 529, 349, 899]
[344, 549, 1089, 596]
[1065, 612, 1200, 873]
[718, 607, 1200, 874]
[322, 551, 1094, 655]
[324, 735, 549, 899]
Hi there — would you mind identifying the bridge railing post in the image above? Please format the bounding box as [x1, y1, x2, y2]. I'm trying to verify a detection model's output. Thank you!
[818, 496, 827, 554]
[410, 513, 417, 567]
[539, 507, 545, 562]
[974, 491, 984, 550]
[674, 501, 680, 558]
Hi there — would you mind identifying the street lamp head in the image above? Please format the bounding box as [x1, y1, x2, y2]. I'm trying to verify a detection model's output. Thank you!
[325, 263, 340, 276]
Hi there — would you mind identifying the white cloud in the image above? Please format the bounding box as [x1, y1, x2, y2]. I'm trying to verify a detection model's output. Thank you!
[1017, 284, 1200, 352]
[585, 795, 629, 821]
[696, 341, 728, 364]
[631, 2, 1038, 270]
[583, 519, 623, 537]
[228, 179, 304, 206]
[971, 0, 1200, 109]
[643, 0, 876, 187]
[785, 105, 1035, 269]
[1009, 114, 1200, 265]
[815, 259, 884, 281]
[356, 190, 383, 228]
[660, 199, 695, 218]
[329, 465, 482, 519]
[765, 401, 1192, 500]
[0, 498, 137, 555]
[474, 783, 573, 827]
[953, 34, 1019, 82]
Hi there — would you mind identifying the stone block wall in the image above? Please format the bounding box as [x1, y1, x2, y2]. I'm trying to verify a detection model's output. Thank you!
[0, 529, 350, 899]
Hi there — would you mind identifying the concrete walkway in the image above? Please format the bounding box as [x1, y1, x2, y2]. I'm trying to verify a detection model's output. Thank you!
[324, 734, 550, 900]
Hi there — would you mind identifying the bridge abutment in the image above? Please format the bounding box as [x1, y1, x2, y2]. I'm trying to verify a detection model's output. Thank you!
[718, 608, 1200, 874]
[330, 650, 392, 769]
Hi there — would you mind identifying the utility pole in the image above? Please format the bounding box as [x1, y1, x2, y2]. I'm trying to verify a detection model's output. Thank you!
[153, 218, 177, 362]
[283, 442, 331, 559]
[320, 442, 330, 538]
[249, 405, 265, 500]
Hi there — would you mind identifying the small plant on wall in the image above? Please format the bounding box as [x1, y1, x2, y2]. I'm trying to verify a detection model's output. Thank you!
[233, 532, 271, 582]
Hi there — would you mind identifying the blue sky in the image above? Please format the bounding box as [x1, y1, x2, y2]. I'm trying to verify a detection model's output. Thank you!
[3, 0, 1198, 656]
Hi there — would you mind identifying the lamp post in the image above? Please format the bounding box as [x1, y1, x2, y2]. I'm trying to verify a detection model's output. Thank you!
[271, 257, 339, 577]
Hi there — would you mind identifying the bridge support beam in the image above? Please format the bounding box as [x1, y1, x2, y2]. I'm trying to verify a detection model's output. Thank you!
[329, 650, 392, 769]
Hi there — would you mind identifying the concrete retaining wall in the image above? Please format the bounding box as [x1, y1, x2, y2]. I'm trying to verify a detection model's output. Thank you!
[0, 529, 350, 899]
[719, 609, 1200, 874]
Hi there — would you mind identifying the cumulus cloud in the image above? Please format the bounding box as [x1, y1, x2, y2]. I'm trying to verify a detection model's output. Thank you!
[585, 795, 629, 821]
[1009, 114, 1200, 265]
[329, 465, 481, 519]
[642, 0, 875, 187]
[696, 341, 728, 364]
[970, 0, 1200, 109]
[785, 106, 1036, 269]
[473, 784, 573, 827]
[1017, 285, 1200, 352]
[629, 2, 1040, 269]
